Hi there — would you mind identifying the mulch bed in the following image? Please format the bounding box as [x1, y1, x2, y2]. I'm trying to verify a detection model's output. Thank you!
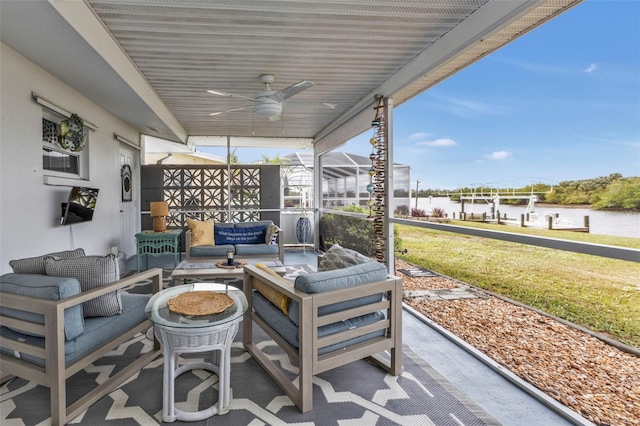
[396, 259, 640, 426]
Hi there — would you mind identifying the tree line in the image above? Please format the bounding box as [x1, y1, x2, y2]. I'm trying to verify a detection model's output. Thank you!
[414, 173, 640, 210]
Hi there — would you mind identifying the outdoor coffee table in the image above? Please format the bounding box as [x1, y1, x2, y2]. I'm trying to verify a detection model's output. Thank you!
[145, 283, 248, 422]
[170, 258, 286, 285]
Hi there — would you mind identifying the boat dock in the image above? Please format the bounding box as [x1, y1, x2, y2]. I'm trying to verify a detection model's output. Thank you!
[451, 192, 590, 233]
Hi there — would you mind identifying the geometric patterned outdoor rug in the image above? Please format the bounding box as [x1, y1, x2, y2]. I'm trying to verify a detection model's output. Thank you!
[1, 326, 500, 425]
[0, 266, 501, 425]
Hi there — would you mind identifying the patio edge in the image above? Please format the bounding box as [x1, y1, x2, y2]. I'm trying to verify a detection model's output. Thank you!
[402, 303, 596, 426]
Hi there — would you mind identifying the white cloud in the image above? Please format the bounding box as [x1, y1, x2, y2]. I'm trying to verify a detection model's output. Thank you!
[408, 132, 431, 140]
[571, 132, 640, 148]
[583, 63, 597, 73]
[495, 58, 571, 75]
[417, 138, 457, 147]
[484, 151, 512, 161]
[427, 94, 511, 118]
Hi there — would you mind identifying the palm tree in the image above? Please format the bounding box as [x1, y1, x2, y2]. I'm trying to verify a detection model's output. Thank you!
[229, 148, 239, 164]
[261, 154, 293, 195]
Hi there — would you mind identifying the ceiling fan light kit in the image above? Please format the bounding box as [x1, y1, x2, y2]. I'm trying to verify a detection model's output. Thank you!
[207, 74, 331, 120]
[253, 99, 283, 118]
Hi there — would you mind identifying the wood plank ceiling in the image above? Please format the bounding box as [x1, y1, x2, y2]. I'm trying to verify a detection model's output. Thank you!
[78, 1, 580, 142]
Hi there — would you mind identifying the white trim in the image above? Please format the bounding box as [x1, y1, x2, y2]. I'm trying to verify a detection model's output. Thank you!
[33, 93, 98, 130]
[43, 175, 94, 187]
[114, 133, 140, 151]
[188, 135, 313, 149]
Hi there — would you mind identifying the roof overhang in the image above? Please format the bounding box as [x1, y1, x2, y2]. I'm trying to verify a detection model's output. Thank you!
[0, 0, 583, 149]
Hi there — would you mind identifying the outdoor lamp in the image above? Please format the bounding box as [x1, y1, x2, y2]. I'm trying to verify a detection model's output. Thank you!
[150, 201, 169, 232]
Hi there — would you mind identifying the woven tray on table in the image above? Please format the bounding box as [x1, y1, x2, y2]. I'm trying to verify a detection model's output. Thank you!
[167, 291, 234, 316]
[215, 260, 247, 269]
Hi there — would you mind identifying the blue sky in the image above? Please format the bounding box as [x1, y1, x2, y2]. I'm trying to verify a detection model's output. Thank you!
[202, 0, 640, 190]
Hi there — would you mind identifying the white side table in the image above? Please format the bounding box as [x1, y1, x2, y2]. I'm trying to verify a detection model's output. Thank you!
[145, 283, 248, 422]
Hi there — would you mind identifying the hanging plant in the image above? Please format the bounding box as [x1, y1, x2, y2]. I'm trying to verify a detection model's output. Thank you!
[59, 113, 87, 152]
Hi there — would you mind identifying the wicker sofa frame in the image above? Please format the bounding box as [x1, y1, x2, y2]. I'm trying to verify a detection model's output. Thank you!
[0, 268, 163, 426]
[242, 264, 403, 413]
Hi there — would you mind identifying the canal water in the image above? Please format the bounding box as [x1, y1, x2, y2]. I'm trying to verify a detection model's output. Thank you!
[415, 197, 640, 239]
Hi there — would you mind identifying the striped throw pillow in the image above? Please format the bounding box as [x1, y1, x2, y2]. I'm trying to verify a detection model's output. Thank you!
[9, 248, 86, 275]
[265, 224, 279, 245]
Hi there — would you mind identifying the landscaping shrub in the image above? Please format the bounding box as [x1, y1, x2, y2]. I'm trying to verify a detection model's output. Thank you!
[320, 205, 403, 257]
[431, 207, 446, 218]
[411, 208, 428, 217]
[394, 204, 410, 216]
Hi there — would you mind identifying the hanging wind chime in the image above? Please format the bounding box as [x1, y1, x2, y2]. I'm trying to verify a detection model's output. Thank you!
[367, 96, 386, 263]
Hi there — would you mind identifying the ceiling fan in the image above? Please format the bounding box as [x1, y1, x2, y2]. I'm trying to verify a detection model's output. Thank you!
[208, 74, 335, 121]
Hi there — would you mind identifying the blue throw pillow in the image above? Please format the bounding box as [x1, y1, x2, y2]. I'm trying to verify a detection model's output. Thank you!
[215, 225, 267, 245]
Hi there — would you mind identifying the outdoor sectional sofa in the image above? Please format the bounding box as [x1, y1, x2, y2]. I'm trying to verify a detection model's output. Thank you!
[185, 219, 284, 263]
[0, 250, 162, 426]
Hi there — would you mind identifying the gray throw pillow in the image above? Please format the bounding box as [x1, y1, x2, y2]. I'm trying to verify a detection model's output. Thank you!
[45, 254, 122, 317]
[9, 248, 86, 275]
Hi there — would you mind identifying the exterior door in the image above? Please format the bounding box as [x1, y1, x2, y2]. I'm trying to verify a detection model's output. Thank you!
[119, 146, 138, 256]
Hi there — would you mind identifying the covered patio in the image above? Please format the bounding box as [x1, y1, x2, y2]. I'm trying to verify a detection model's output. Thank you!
[1, 1, 608, 425]
[0, 0, 586, 267]
[0, 249, 579, 425]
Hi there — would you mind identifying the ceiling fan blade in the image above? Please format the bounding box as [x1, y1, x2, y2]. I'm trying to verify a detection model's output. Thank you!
[269, 80, 314, 102]
[209, 106, 252, 116]
[207, 90, 256, 101]
[285, 100, 337, 110]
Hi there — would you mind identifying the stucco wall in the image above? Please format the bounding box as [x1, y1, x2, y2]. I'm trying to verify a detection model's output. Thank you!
[0, 43, 141, 273]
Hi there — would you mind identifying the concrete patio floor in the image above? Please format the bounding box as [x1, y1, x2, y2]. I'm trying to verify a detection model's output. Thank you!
[127, 248, 580, 426]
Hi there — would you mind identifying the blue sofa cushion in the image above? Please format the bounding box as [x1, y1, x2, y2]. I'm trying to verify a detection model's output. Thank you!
[9, 248, 86, 275]
[294, 261, 387, 293]
[289, 261, 387, 326]
[252, 292, 385, 355]
[0, 273, 85, 341]
[0, 293, 149, 367]
[235, 244, 280, 256]
[45, 254, 121, 318]
[236, 220, 275, 245]
[215, 225, 267, 245]
[190, 244, 235, 258]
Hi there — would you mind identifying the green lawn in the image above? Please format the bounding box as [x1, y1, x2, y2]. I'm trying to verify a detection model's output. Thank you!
[396, 222, 640, 347]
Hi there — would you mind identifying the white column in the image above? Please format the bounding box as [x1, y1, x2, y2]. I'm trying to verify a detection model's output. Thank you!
[313, 146, 323, 252]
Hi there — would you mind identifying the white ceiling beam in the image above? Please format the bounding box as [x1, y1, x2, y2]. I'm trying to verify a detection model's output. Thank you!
[144, 135, 194, 153]
[188, 136, 313, 149]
